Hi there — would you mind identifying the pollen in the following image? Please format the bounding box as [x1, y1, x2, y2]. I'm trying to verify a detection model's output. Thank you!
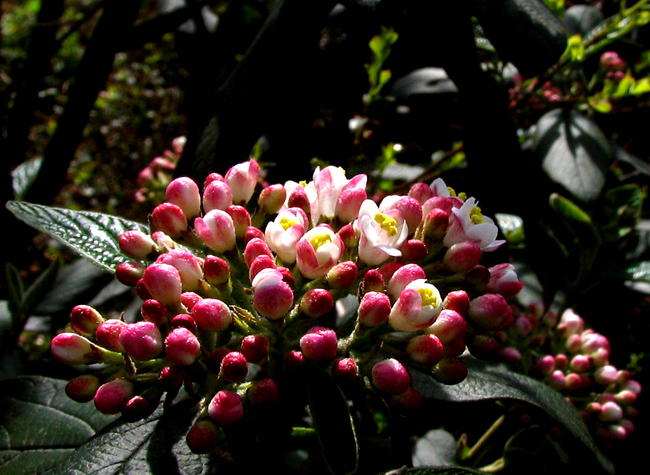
[374, 213, 398, 237]
[309, 232, 332, 251]
[279, 216, 298, 230]
[470, 206, 484, 224]
[418, 286, 439, 307]
[447, 186, 467, 200]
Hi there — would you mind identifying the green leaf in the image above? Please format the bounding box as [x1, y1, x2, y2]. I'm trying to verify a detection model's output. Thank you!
[532, 108, 612, 202]
[6, 201, 148, 273]
[11, 157, 42, 201]
[0, 376, 117, 475]
[549, 193, 601, 284]
[308, 366, 358, 475]
[412, 357, 614, 474]
[39, 398, 215, 475]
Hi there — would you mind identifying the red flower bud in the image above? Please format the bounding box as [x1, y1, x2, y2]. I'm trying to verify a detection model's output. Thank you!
[358, 291, 391, 327]
[191, 298, 232, 332]
[203, 255, 230, 286]
[119, 321, 163, 361]
[468, 293, 514, 331]
[165, 327, 201, 366]
[94, 379, 135, 414]
[443, 241, 482, 273]
[241, 334, 270, 364]
[95, 319, 128, 352]
[142, 263, 183, 306]
[301, 288, 334, 318]
[166, 177, 201, 219]
[69, 305, 104, 337]
[151, 203, 188, 237]
[406, 334, 444, 366]
[220, 351, 248, 382]
[186, 419, 220, 454]
[371, 358, 411, 395]
[299, 326, 338, 361]
[247, 378, 280, 406]
[65, 374, 101, 402]
[208, 390, 244, 426]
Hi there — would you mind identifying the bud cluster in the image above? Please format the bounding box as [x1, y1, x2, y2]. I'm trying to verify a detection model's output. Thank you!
[134, 136, 186, 205]
[52, 158, 523, 454]
[498, 302, 642, 443]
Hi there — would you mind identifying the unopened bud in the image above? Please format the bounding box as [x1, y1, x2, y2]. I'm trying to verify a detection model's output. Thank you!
[65, 374, 101, 402]
[371, 358, 411, 395]
[165, 327, 201, 366]
[191, 298, 232, 332]
[299, 326, 338, 361]
[432, 357, 468, 385]
[208, 390, 244, 426]
[467, 293, 514, 331]
[69, 305, 104, 337]
[142, 263, 183, 306]
[203, 255, 230, 286]
[119, 230, 159, 260]
[406, 334, 444, 366]
[151, 203, 188, 237]
[258, 184, 287, 214]
[301, 288, 334, 318]
[241, 334, 270, 364]
[358, 291, 391, 327]
[186, 419, 220, 454]
[166, 177, 201, 219]
[443, 241, 482, 273]
[325, 261, 358, 289]
[119, 321, 163, 361]
[115, 261, 146, 287]
[220, 351, 248, 382]
[94, 379, 135, 414]
[247, 378, 280, 406]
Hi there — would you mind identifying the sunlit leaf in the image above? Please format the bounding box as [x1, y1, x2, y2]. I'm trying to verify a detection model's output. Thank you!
[6, 201, 148, 273]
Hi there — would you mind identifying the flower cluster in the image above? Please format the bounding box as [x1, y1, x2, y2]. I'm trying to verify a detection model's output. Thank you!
[498, 302, 642, 443]
[134, 136, 185, 204]
[51, 158, 522, 454]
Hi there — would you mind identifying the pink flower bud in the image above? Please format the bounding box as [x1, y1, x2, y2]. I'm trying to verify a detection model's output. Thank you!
[557, 309, 584, 337]
[372, 358, 411, 394]
[194, 209, 237, 254]
[406, 334, 444, 366]
[536, 355, 556, 375]
[119, 321, 163, 361]
[65, 374, 101, 402]
[241, 334, 270, 364]
[301, 288, 334, 318]
[243, 237, 273, 268]
[141, 299, 169, 326]
[287, 184, 311, 215]
[258, 184, 287, 214]
[400, 239, 428, 263]
[208, 390, 244, 426]
[252, 268, 294, 320]
[115, 261, 146, 287]
[549, 370, 566, 390]
[142, 263, 183, 306]
[593, 365, 618, 385]
[165, 327, 201, 366]
[570, 354, 592, 372]
[432, 357, 468, 385]
[425, 309, 468, 344]
[69, 305, 104, 337]
[409, 182, 434, 204]
[338, 223, 359, 249]
[156, 249, 204, 292]
[220, 351, 248, 382]
[227, 205, 251, 238]
[442, 290, 470, 315]
[387, 263, 426, 299]
[186, 419, 220, 454]
[299, 326, 338, 361]
[51, 333, 110, 365]
[599, 401, 624, 423]
[443, 241, 482, 273]
[362, 269, 385, 294]
[249, 254, 277, 281]
[484, 263, 523, 299]
[181, 292, 201, 311]
[467, 293, 514, 331]
[383, 196, 423, 235]
[421, 208, 449, 240]
[151, 203, 188, 237]
[171, 314, 198, 333]
[119, 230, 158, 260]
[191, 298, 232, 332]
[331, 357, 359, 386]
[325, 261, 358, 289]
[95, 319, 127, 352]
[358, 291, 391, 327]
[166, 177, 201, 219]
[202, 179, 233, 212]
[94, 379, 135, 414]
[284, 350, 306, 372]
[247, 379, 280, 406]
[226, 159, 261, 204]
[335, 186, 367, 223]
[203, 255, 231, 286]
[122, 394, 158, 422]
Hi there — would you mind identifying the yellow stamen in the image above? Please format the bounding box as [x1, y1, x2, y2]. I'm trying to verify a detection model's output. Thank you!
[470, 206, 485, 224]
[309, 232, 332, 251]
[418, 287, 439, 307]
[374, 213, 398, 237]
[447, 187, 467, 201]
[279, 216, 298, 230]
[299, 180, 308, 187]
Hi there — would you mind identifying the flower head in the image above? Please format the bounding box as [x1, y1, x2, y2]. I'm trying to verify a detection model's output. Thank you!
[357, 199, 409, 265]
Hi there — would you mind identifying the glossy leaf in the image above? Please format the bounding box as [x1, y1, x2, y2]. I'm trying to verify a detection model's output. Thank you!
[412, 357, 614, 474]
[307, 366, 358, 475]
[39, 398, 215, 475]
[0, 376, 117, 475]
[381, 467, 487, 475]
[532, 108, 612, 202]
[6, 201, 148, 273]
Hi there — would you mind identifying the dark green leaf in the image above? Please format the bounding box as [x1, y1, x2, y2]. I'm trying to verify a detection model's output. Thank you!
[308, 366, 359, 475]
[11, 157, 43, 201]
[532, 108, 612, 202]
[0, 376, 117, 475]
[6, 201, 148, 273]
[40, 399, 217, 475]
[412, 357, 614, 474]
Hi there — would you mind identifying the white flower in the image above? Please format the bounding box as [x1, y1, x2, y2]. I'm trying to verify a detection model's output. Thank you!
[357, 199, 409, 265]
[264, 208, 308, 264]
